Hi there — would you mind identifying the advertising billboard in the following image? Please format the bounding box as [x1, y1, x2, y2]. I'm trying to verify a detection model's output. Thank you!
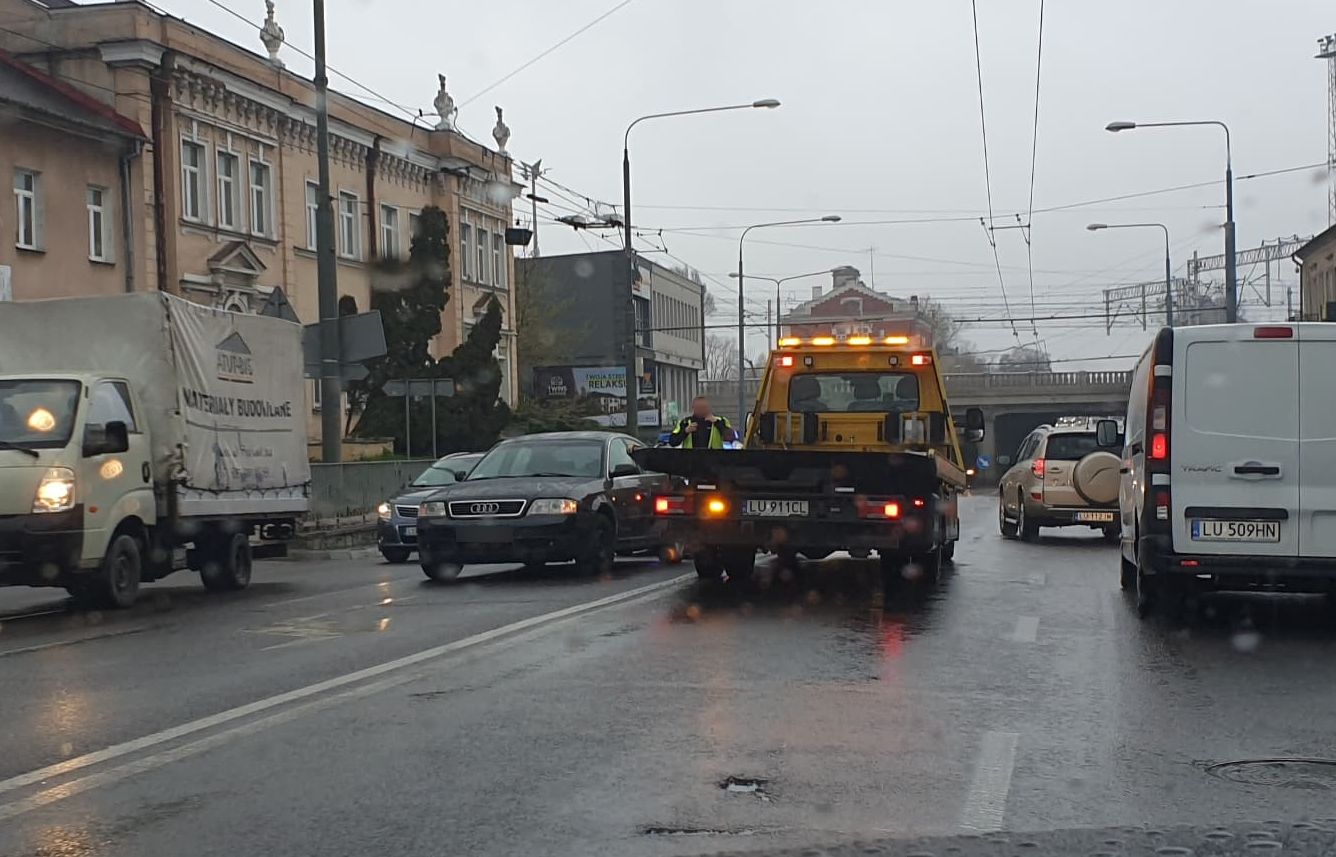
[533, 365, 659, 427]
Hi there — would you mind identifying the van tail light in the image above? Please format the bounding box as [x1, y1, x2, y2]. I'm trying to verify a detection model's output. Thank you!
[1154, 489, 1170, 521]
[654, 495, 692, 516]
[1031, 458, 1046, 478]
[1254, 326, 1293, 339]
[1150, 433, 1168, 460]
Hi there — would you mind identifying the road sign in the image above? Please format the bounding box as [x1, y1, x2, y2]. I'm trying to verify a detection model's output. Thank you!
[258, 287, 300, 323]
[976, 454, 992, 470]
[302, 310, 387, 378]
[384, 378, 455, 398]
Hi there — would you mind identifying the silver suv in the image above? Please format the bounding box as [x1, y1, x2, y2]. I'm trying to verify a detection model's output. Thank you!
[998, 417, 1122, 542]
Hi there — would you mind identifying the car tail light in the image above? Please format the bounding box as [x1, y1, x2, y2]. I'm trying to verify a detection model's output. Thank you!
[1150, 433, 1168, 460]
[654, 495, 691, 516]
[1031, 458, 1046, 478]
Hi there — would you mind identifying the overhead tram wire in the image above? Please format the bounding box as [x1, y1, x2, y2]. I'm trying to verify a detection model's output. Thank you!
[970, 0, 1021, 343]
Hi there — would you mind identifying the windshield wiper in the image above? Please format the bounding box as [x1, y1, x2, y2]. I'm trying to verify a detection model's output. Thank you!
[525, 472, 588, 478]
[0, 440, 39, 459]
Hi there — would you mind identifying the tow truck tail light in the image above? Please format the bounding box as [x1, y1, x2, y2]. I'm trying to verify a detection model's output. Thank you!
[910, 353, 932, 366]
[777, 355, 794, 367]
[856, 498, 902, 519]
[703, 497, 729, 517]
[654, 495, 691, 516]
[1031, 458, 1046, 478]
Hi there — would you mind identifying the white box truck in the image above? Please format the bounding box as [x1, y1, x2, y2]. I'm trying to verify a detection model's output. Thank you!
[0, 292, 310, 606]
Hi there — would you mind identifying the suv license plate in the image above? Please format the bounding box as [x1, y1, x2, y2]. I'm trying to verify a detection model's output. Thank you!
[1074, 511, 1115, 523]
[1191, 519, 1280, 543]
[743, 499, 808, 517]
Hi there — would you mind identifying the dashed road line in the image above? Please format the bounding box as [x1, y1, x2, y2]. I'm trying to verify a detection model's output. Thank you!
[959, 730, 1019, 832]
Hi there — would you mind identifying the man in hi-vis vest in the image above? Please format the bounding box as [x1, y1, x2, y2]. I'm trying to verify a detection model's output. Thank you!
[668, 396, 738, 449]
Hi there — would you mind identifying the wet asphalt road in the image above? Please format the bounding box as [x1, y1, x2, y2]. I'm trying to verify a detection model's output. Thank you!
[2, 494, 1336, 857]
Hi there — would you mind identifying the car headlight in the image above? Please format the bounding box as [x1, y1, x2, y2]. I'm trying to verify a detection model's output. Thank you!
[419, 501, 447, 518]
[528, 498, 578, 516]
[33, 467, 76, 514]
[377, 501, 392, 521]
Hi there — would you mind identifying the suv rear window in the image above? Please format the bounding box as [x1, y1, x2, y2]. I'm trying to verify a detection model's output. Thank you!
[787, 372, 919, 413]
[1042, 433, 1103, 461]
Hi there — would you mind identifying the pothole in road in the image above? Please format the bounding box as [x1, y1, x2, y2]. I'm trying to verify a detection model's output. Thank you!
[640, 825, 763, 837]
[720, 775, 772, 801]
[1207, 758, 1336, 789]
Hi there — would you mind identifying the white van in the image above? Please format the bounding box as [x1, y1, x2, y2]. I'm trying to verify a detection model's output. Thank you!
[1103, 323, 1336, 615]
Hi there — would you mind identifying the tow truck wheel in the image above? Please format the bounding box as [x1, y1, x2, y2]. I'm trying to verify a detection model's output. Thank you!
[721, 549, 756, 580]
[693, 550, 722, 580]
[201, 532, 252, 592]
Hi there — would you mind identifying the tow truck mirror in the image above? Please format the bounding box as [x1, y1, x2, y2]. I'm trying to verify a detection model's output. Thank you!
[758, 412, 777, 443]
[964, 407, 985, 443]
[801, 413, 819, 444]
[1096, 419, 1121, 448]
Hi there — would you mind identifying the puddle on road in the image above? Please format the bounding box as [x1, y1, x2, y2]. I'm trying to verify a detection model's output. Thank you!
[1208, 758, 1336, 789]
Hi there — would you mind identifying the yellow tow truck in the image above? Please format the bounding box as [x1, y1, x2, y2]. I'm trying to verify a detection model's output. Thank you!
[634, 334, 984, 588]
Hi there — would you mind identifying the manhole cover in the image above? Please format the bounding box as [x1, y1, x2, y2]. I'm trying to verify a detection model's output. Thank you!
[720, 776, 772, 801]
[1207, 759, 1336, 789]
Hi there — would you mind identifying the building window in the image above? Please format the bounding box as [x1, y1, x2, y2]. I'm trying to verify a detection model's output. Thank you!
[249, 159, 272, 237]
[495, 337, 511, 404]
[181, 141, 204, 222]
[408, 211, 420, 245]
[87, 186, 110, 262]
[492, 233, 506, 288]
[460, 220, 473, 280]
[380, 205, 400, 259]
[477, 227, 490, 285]
[305, 182, 319, 250]
[14, 169, 40, 250]
[338, 191, 360, 259]
[217, 152, 239, 230]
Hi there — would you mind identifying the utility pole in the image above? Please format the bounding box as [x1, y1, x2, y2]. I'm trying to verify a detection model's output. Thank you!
[1318, 34, 1336, 226]
[622, 143, 640, 439]
[523, 159, 543, 257]
[313, 0, 341, 463]
[765, 299, 772, 352]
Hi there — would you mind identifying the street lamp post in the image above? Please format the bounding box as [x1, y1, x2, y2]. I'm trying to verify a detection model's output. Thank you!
[1087, 222, 1173, 326]
[1106, 119, 1236, 323]
[728, 268, 835, 349]
[736, 218, 841, 424]
[621, 99, 780, 438]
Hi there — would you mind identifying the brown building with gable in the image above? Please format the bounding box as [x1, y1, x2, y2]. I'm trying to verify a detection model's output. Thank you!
[0, 0, 520, 441]
[780, 265, 935, 344]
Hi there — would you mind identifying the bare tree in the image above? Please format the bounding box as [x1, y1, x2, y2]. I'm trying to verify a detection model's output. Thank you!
[704, 334, 738, 380]
[995, 344, 1052, 372]
[916, 295, 964, 353]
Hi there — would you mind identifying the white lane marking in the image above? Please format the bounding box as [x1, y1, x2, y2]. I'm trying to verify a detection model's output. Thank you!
[1010, 616, 1039, 643]
[0, 573, 691, 800]
[959, 730, 1019, 832]
[0, 580, 681, 821]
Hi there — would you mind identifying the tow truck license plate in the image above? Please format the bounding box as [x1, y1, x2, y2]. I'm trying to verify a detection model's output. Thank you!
[1191, 519, 1280, 542]
[743, 499, 809, 517]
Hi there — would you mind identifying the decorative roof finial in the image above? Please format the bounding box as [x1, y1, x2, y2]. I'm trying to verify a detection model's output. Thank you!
[492, 106, 510, 155]
[260, 0, 285, 67]
[433, 74, 457, 131]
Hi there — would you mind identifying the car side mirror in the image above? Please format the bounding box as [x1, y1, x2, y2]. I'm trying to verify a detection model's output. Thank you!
[610, 463, 639, 479]
[1096, 419, 1120, 448]
[997, 454, 1011, 466]
[83, 420, 129, 457]
[964, 408, 985, 442]
[450, 469, 469, 481]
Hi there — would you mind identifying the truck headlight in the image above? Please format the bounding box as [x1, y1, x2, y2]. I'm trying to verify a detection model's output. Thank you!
[33, 467, 76, 514]
[528, 498, 578, 516]
[419, 501, 447, 518]
[377, 502, 392, 521]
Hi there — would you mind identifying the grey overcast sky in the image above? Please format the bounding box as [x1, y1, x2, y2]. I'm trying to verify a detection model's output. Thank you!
[165, 0, 1334, 365]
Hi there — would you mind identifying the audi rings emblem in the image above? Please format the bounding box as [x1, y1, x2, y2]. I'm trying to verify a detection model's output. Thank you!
[469, 502, 501, 515]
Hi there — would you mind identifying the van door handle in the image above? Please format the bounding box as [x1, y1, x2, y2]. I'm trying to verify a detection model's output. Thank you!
[1234, 464, 1281, 476]
[1119, 466, 1131, 474]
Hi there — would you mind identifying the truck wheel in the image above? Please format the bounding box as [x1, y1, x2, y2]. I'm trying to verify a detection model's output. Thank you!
[1120, 553, 1137, 591]
[381, 548, 412, 564]
[941, 541, 956, 564]
[201, 532, 252, 592]
[96, 534, 143, 608]
[722, 549, 756, 580]
[693, 549, 722, 580]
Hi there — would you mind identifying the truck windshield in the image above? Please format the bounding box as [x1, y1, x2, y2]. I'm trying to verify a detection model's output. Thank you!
[0, 380, 81, 449]
[787, 372, 920, 413]
[467, 441, 604, 480]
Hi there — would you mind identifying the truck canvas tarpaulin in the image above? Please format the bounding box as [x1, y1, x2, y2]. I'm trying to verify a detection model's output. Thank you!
[0, 292, 309, 516]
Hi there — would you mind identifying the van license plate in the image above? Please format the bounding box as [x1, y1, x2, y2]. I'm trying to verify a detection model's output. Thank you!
[1191, 519, 1280, 543]
[1074, 511, 1116, 523]
[743, 499, 808, 517]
